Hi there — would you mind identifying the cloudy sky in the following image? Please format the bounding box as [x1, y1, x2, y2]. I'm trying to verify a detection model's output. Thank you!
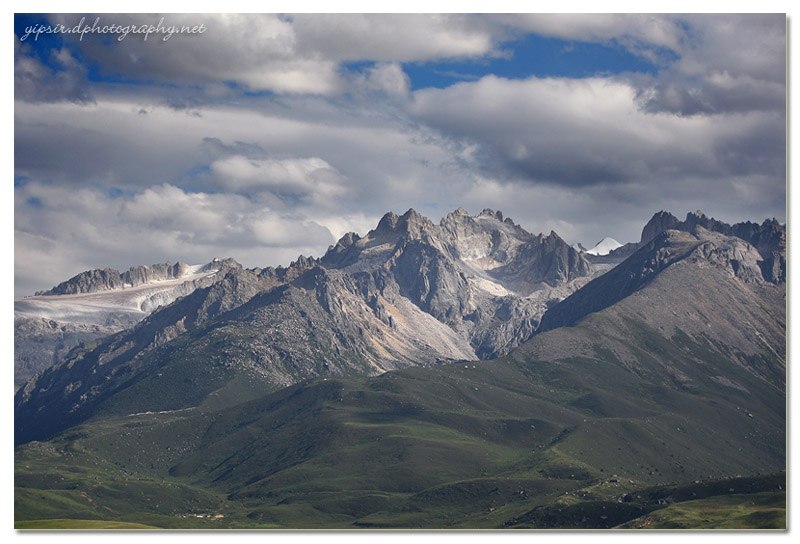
[13, 13, 787, 297]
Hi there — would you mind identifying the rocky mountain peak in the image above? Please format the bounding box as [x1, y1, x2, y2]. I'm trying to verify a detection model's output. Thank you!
[441, 207, 472, 227]
[204, 257, 241, 272]
[682, 210, 729, 234]
[398, 208, 434, 234]
[338, 231, 361, 248]
[479, 208, 504, 221]
[289, 254, 318, 270]
[401, 207, 424, 220]
[375, 211, 400, 232]
[324, 232, 362, 264]
[373, 208, 435, 239]
[689, 226, 766, 283]
[640, 210, 680, 244]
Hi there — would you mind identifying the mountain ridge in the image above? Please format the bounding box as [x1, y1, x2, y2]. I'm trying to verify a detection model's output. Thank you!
[15, 208, 785, 448]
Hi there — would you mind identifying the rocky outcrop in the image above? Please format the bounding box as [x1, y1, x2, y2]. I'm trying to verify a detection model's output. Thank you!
[493, 231, 592, 289]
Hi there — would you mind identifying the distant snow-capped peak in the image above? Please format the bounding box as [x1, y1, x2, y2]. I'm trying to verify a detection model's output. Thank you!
[586, 237, 622, 256]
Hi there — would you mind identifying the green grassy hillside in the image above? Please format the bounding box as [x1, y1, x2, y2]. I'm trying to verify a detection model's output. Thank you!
[16, 331, 785, 528]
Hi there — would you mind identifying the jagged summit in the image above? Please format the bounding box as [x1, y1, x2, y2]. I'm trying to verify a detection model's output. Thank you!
[322, 208, 591, 291]
[288, 254, 319, 270]
[375, 208, 433, 233]
[375, 210, 400, 231]
[478, 208, 504, 221]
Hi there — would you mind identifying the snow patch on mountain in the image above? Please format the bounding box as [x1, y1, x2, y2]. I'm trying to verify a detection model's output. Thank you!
[15, 267, 218, 326]
[468, 276, 511, 297]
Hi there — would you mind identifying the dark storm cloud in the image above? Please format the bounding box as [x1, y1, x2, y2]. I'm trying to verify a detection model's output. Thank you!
[635, 76, 786, 117]
[712, 114, 787, 178]
[14, 101, 205, 187]
[410, 75, 779, 188]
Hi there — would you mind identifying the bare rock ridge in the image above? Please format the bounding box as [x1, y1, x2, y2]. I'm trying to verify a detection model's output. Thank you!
[320, 207, 595, 357]
[323, 207, 591, 291]
[639, 210, 682, 245]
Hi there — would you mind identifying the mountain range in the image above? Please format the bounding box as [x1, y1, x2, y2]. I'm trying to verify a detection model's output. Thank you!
[14, 208, 786, 529]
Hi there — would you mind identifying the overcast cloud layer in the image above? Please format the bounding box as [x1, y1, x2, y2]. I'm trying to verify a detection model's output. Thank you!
[14, 13, 786, 297]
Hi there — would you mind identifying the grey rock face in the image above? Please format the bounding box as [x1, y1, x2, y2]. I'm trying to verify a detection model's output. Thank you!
[493, 231, 592, 290]
[13, 317, 118, 391]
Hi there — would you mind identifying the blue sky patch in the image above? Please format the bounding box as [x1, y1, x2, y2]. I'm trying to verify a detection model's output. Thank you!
[403, 34, 666, 90]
